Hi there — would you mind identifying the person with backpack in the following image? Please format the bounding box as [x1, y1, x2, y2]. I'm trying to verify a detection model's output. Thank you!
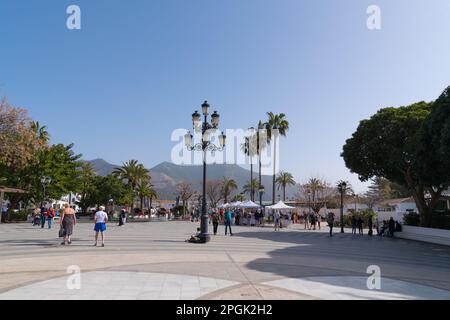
[224, 209, 233, 236]
[40, 206, 47, 228]
[46, 207, 55, 229]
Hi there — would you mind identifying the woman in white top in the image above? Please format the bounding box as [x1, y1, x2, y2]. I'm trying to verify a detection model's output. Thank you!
[94, 206, 108, 247]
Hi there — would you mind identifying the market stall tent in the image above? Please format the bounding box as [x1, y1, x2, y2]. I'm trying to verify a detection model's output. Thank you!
[266, 201, 296, 210]
[237, 200, 261, 209]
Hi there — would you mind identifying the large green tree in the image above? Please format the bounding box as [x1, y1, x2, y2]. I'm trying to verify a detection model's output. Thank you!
[342, 100, 448, 227]
[417, 87, 450, 189]
[113, 159, 150, 212]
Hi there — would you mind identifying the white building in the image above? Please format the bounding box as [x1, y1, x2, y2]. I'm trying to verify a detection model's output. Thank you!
[374, 197, 417, 222]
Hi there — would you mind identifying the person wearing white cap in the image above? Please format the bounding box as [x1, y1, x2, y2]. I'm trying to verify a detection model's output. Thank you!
[94, 206, 108, 247]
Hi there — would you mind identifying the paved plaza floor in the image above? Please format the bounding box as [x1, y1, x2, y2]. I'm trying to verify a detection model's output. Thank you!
[0, 221, 450, 300]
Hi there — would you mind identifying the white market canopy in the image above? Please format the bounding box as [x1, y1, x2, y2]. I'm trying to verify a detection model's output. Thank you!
[218, 203, 230, 209]
[228, 201, 242, 207]
[266, 201, 296, 210]
[237, 200, 261, 209]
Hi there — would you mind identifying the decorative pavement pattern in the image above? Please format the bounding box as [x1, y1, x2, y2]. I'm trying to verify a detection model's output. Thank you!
[1, 221, 450, 300]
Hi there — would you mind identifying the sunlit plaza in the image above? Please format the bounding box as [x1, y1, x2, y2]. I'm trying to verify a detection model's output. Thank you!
[1, 221, 449, 300]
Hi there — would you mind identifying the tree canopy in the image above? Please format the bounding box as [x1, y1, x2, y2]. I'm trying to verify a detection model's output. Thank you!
[342, 89, 450, 226]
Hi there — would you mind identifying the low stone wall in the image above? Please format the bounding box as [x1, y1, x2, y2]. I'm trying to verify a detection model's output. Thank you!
[396, 225, 450, 246]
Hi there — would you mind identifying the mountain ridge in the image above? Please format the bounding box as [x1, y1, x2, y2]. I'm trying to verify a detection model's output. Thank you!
[85, 159, 297, 200]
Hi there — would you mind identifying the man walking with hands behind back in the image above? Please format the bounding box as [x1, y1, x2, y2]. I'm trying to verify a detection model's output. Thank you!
[94, 206, 108, 247]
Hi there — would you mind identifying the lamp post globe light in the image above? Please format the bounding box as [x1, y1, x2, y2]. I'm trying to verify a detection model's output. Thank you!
[40, 176, 52, 208]
[185, 101, 226, 243]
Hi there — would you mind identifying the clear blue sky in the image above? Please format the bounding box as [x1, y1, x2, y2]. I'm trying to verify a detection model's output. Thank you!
[1, 0, 450, 192]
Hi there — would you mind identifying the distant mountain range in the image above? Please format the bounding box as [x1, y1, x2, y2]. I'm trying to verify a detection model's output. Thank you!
[86, 158, 298, 201]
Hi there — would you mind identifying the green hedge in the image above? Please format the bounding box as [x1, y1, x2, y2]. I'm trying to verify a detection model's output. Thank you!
[172, 205, 188, 217]
[403, 211, 450, 230]
[7, 210, 29, 222]
[403, 212, 420, 226]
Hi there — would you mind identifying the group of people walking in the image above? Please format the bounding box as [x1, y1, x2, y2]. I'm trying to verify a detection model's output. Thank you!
[30, 204, 117, 247]
[32, 206, 56, 229]
[303, 211, 322, 230]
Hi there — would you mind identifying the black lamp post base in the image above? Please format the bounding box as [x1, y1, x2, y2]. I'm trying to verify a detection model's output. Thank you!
[197, 233, 211, 243]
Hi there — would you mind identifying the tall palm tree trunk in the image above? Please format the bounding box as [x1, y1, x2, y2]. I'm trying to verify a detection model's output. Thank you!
[283, 185, 286, 202]
[259, 150, 262, 205]
[250, 159, 254, 201]
[272, 138, 277, 204]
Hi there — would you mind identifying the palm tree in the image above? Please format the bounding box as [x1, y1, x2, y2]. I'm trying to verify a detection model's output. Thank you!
[147, 188, 158, 211]
[337, 180, 352, 233]
[220, 177, 238, 204]
[231, 194, 245, 202]
[241, 136, 255, 201]
[265, 112, 289, 204]
[255, 120, 268, 205]
[113, 160, 150, 212]
[276, 171, 295, 201]
[31, 121, 50, 144]
[243, 179, 259, 199]
[136, 178, 156, 210]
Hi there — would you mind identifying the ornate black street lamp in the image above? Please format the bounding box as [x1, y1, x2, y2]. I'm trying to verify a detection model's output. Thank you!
[337, 180, 349, 233]
[259, 185, 265, 205]
[184, 101, 226, 243]
[40, 176, 52, 208]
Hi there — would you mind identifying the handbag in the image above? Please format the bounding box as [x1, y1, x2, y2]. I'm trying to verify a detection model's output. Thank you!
[58, 225, 66, 238]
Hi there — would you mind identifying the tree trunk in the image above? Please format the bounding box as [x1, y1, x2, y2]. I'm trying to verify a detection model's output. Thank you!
[404, 170, 445, 227]
[272, 138, 276, 204]
[283, 185, 286, 202]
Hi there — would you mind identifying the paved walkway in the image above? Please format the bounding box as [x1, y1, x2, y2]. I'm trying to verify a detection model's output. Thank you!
[0, 221, 449, 300]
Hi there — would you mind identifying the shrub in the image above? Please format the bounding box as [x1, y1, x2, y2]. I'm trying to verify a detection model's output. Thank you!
[403, 212, 420, 227]
[403, 211, 450, 230]
[430, 211, 450, 230]
[7, 210, 29, 222]
[172, 205, 188, 217]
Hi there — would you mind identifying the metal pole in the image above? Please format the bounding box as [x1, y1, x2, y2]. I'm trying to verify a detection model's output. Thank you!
[200, 114, 210, 243]
[0, 191, 4, 224]
[340, 191, 344, 233]
[258, 130, 262, 206]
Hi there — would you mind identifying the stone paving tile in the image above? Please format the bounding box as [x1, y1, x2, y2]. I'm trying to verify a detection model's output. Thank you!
[263, 276, 450, 300]
[1, 222, 450, 299]
[0, 271, 239, 300]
